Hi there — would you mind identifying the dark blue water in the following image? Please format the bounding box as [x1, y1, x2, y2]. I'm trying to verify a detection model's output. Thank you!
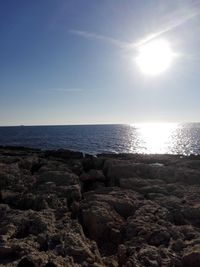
[0, 123, 200, 155]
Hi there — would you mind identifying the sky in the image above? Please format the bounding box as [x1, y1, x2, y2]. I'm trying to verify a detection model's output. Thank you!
[1, 0, 200, 126]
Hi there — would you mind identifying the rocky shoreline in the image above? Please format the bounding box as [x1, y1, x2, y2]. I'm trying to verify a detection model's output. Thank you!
[1, 146, 200, 266]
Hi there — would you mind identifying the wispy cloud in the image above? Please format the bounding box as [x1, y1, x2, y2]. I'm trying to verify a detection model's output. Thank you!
[70, 2, 200, 50]
[69, 29, 128, 48]
[134, 5, 200, 47]
[36, 88, 84, 94]
[52, 88, 83, 92]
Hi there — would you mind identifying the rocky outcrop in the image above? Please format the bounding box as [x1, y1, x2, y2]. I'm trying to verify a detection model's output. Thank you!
[1, 146, 200, 266]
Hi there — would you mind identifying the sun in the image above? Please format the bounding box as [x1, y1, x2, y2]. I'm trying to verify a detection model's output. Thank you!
[136, 39, 174, 75]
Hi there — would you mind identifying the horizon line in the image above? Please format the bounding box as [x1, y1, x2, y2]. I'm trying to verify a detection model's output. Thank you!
[0, 121, 199, 127]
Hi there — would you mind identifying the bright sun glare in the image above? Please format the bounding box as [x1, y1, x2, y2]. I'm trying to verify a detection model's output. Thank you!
[136, 39, 174, 75]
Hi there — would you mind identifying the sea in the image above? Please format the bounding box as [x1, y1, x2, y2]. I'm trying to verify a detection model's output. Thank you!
[0, 123, 200, 155]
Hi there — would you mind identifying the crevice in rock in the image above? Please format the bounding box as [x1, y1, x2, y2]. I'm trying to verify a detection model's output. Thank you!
[31, 162, 43, 174]
[77, 211, 89, 237]
[39, 240, 48, 252]
[14, 224, 30, 239]
[0, 247, 19, 261]
[17, 258, 35, 267]
[44, 263, 57, 267]
[81, 180, 106, 193]
[77, 211, 120, 257]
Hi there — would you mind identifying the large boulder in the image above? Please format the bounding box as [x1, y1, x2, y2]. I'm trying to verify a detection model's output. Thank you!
[81, 199, 124, 251]
[104, 160, 176, 185]
[80, 169, 106, 192]
[83, 188, 140, 219]
[124, 201, 173, 246]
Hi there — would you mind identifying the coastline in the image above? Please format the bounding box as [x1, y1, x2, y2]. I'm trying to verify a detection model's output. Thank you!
[1, 146, 200, 266]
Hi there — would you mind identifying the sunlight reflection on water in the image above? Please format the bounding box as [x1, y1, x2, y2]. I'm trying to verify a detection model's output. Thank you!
[132, 123, 177, 154]
[131, 123, 200, 155]
[0, 123, 200, 155]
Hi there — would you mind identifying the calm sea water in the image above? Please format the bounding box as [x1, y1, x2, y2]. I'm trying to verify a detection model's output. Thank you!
[0, 123, 200, 155]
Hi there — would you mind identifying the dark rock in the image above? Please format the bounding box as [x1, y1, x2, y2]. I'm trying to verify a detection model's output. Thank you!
[171, 239, 186, 252]
[80, 169, 105, 182]
[38, 171, 79, 186]
[44, 263, 57, 267]
[82, 156, 105, 172]
[83, 188, 140, 219]
[45, 149, 83, 159]
[82, 157, 95, 172]
[182, 245, 200, 267]
[0, 172, 11, 187]
[31, 162, 43, 174]
[14, 212, 53, 238]
[148, 229, 171, 246]
[17, 258, 35, 267]
[80, 169, 106, 192]
[175, 168, 200, 184]
[182, 205, 200, 227]
[118, 244, 127, 266]
[1, 147, 200, 266]
[69, 161, 83, 175]
[57, 184, 81, 203]
[0, 245, 17, 260]
[81, 199, 124, 253]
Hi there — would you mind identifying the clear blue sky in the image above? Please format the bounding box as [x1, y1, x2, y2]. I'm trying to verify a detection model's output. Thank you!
[0, 0, 200, 126]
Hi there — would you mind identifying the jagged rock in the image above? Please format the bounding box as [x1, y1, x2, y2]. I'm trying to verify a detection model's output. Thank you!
[80, 169, 105, 182]
[104, 161, 143, 185]
[119, 177, 165, 190]
[152, 195, 186, 225]
[56, 184, 81, 204]
[148, 229, 171, 246]
[2, 192, 48, 211]
[82, 156, 104, 172]
[171, 239, 186, 252]
[37, 171, 79, 186]
[14, 212, 53, 238]
[69, 161, 83, 175]
[1, 147, 200, 266]
[81, 199, 124, 252]
[124, 201, 173, 247]
[83, 188, 140, 219]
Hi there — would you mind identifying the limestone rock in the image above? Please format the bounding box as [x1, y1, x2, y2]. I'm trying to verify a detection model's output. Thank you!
[1, 147, 200, 266]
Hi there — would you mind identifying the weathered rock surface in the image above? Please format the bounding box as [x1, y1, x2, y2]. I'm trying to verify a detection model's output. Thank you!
[1, 146, 200, 266]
